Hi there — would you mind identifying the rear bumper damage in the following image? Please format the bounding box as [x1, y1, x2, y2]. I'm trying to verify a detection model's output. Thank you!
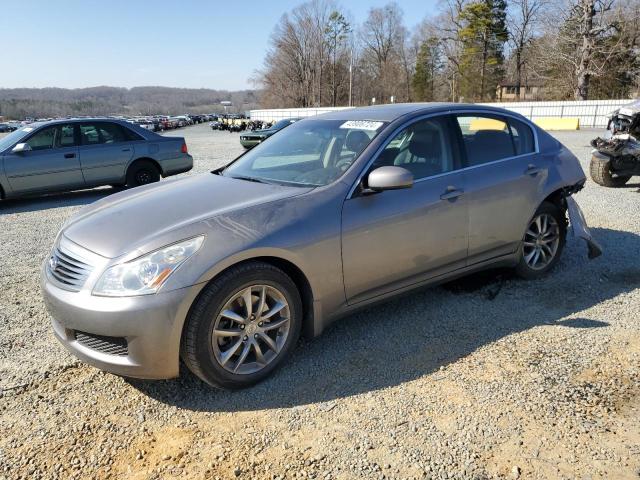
[565, 195, 603, 259]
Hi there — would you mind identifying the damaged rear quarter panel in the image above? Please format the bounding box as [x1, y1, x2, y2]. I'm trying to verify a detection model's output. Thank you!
[536, 126, 587, 194]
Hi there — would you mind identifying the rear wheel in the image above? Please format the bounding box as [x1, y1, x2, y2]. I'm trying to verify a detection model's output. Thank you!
[181, 262, 302, 389]
[515, 202, 566, 280]
[590, 154, 631, 187]
[126, 160, 160, 188]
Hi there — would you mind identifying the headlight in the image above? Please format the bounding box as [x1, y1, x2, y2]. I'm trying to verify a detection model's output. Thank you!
[93, 236, 204, 297]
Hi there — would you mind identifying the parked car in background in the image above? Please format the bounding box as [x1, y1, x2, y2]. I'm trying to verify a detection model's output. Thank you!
[0, 123, 15, 133]
[0, 118, 192, 199]
[239, 118, 301, 148]
[41, 104, 600, 390]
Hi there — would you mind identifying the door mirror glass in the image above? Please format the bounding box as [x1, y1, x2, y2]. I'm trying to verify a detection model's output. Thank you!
[11, 143, 32, 154]
[367, 166, 413, 191]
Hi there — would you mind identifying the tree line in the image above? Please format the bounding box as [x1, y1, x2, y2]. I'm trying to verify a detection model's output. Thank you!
[256, 0, 640, 107]
[0, 87, 259, 120]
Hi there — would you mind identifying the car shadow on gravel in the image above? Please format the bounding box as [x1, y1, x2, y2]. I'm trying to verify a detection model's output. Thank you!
[0, 187, 118, 214]
[128, 227, 640, 412]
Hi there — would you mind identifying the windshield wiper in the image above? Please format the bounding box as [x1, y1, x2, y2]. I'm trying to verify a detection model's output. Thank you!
[227, 174, 270, 184]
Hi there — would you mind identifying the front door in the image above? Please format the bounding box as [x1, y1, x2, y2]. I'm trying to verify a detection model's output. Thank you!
[341, 115, 469, 304]
[3, 123, 84, 194]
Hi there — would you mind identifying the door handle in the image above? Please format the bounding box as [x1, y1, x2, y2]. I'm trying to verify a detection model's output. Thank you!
[525, 164, 542, 176]
[64, 153, 76, 159]
[440, 186, 464, 200]
[122, 148, 131, 152]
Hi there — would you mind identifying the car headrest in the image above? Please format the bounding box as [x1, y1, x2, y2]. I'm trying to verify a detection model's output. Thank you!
[408, 129, 441, 159]
[467, 130, 513, 165]
[345, 130, 370, 153]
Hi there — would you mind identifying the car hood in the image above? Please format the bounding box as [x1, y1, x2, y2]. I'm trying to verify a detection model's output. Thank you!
[247, 129, 276, 136]
[63, 173, 312, 258]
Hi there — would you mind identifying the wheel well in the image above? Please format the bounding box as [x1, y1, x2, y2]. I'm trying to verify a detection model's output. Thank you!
[128, 157, 163, 177]
[202, 257, 315, 338]
[542, 188, 566, 211]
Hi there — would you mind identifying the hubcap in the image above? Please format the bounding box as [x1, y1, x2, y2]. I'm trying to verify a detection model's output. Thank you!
[212, 285, 290, 375]
[136, 170, 151, 184]
[523, 213, 560, 270]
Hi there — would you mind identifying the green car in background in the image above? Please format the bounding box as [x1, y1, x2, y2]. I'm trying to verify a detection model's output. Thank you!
[240, 118, 301, 149]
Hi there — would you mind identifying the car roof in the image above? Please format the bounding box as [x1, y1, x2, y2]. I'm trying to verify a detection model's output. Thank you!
[22, 118, 133, 129]
[312, 103, 521, 122]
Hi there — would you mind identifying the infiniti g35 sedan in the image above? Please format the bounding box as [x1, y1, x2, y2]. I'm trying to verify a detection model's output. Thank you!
[0, 118, 192, 199]
[41, 103, 601, 389]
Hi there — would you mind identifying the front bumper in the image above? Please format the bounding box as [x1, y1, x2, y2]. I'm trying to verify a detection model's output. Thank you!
[41, 266, 203, 379]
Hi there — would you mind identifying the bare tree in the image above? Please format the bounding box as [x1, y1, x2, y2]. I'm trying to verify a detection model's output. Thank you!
[324, 11, 352, 106]
[507, 0, 546, 98]
[359, 2, 407, 103]
[574, 0, 617, 99]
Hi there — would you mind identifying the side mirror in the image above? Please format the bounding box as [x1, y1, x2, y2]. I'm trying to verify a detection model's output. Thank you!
[366, 166, 413, 192]
[12, 143, 32, 154]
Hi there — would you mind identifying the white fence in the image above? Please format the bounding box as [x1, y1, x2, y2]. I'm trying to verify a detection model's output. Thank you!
[250, 99, 631, 128]
[249, 107, 351, 122]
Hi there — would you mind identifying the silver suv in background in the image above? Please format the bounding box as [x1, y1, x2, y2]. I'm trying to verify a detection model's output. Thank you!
[0, 118, 192, 199]
[41, 104, 601, 390]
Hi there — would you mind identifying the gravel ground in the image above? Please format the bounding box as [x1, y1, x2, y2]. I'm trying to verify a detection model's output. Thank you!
[0, 124, 639, 480]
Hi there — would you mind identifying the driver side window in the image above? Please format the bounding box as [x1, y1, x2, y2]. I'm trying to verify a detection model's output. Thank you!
[373, 116, 457, 180]
[26, 126, 57, 151]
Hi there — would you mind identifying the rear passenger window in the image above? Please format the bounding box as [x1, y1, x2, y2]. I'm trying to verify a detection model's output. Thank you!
[507, 118, 535, 155]
[373, 116, 457, 180]
[57, 124, 76, 147]
[80, 124, 100, 145]
[456, 115, 514, 166]
[97, 123, 126, 144]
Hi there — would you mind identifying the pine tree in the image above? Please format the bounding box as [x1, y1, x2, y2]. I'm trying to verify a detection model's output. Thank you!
[412, 37, 441, 101]
[458, 0, 508, 101]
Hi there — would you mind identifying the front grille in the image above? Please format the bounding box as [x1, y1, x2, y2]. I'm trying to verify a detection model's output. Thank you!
[75, 331, 128, 356]
[48, 246, 93, 291]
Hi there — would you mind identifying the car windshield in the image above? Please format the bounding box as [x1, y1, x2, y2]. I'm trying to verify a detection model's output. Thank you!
[0, 127, 32, 153]
[223, 119, 385, 187]
[271, 119, 295, 130]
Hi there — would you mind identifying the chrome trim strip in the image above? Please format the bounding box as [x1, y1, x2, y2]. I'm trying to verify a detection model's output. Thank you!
[347, 108, 540, 199]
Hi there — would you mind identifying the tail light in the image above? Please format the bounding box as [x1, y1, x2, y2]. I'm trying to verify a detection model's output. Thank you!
[181, 142, 188, 154]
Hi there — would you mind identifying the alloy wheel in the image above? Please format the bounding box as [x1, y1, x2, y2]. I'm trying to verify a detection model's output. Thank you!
[523, 213, 560, 270]
[212, 285, 291, 374]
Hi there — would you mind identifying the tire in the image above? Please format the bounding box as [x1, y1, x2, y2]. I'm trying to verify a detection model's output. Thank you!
[126, 160, 160, 188]
[515, 201, 567, 280]
[181, 262, 302, 389]
[590, 154, 631, 187]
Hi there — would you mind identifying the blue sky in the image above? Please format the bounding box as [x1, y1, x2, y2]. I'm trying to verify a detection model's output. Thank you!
[1, 0, 437, 90]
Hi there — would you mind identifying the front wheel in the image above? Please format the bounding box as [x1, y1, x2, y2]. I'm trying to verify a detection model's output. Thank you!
[181, 262, 302, 389]
[515, 202, 567, 280]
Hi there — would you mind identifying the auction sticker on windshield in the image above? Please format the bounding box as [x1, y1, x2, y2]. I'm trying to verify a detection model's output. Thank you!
[340, 120, 384, 131]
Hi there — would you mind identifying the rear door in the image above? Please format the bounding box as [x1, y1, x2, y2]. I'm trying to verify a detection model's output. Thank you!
[3, 123, 83, 194]
[78, 122, 134, 185]
[454, 113, 543, 264]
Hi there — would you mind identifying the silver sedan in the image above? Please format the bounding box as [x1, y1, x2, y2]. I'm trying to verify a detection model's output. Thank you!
[0, 118, 192, 198]
[41, 104, 601, 389]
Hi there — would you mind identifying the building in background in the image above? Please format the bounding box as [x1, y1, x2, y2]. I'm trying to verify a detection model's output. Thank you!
[496, 79, 545, 102]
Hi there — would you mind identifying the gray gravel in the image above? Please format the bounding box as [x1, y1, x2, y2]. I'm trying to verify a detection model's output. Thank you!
[1, 124, 639, 479]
